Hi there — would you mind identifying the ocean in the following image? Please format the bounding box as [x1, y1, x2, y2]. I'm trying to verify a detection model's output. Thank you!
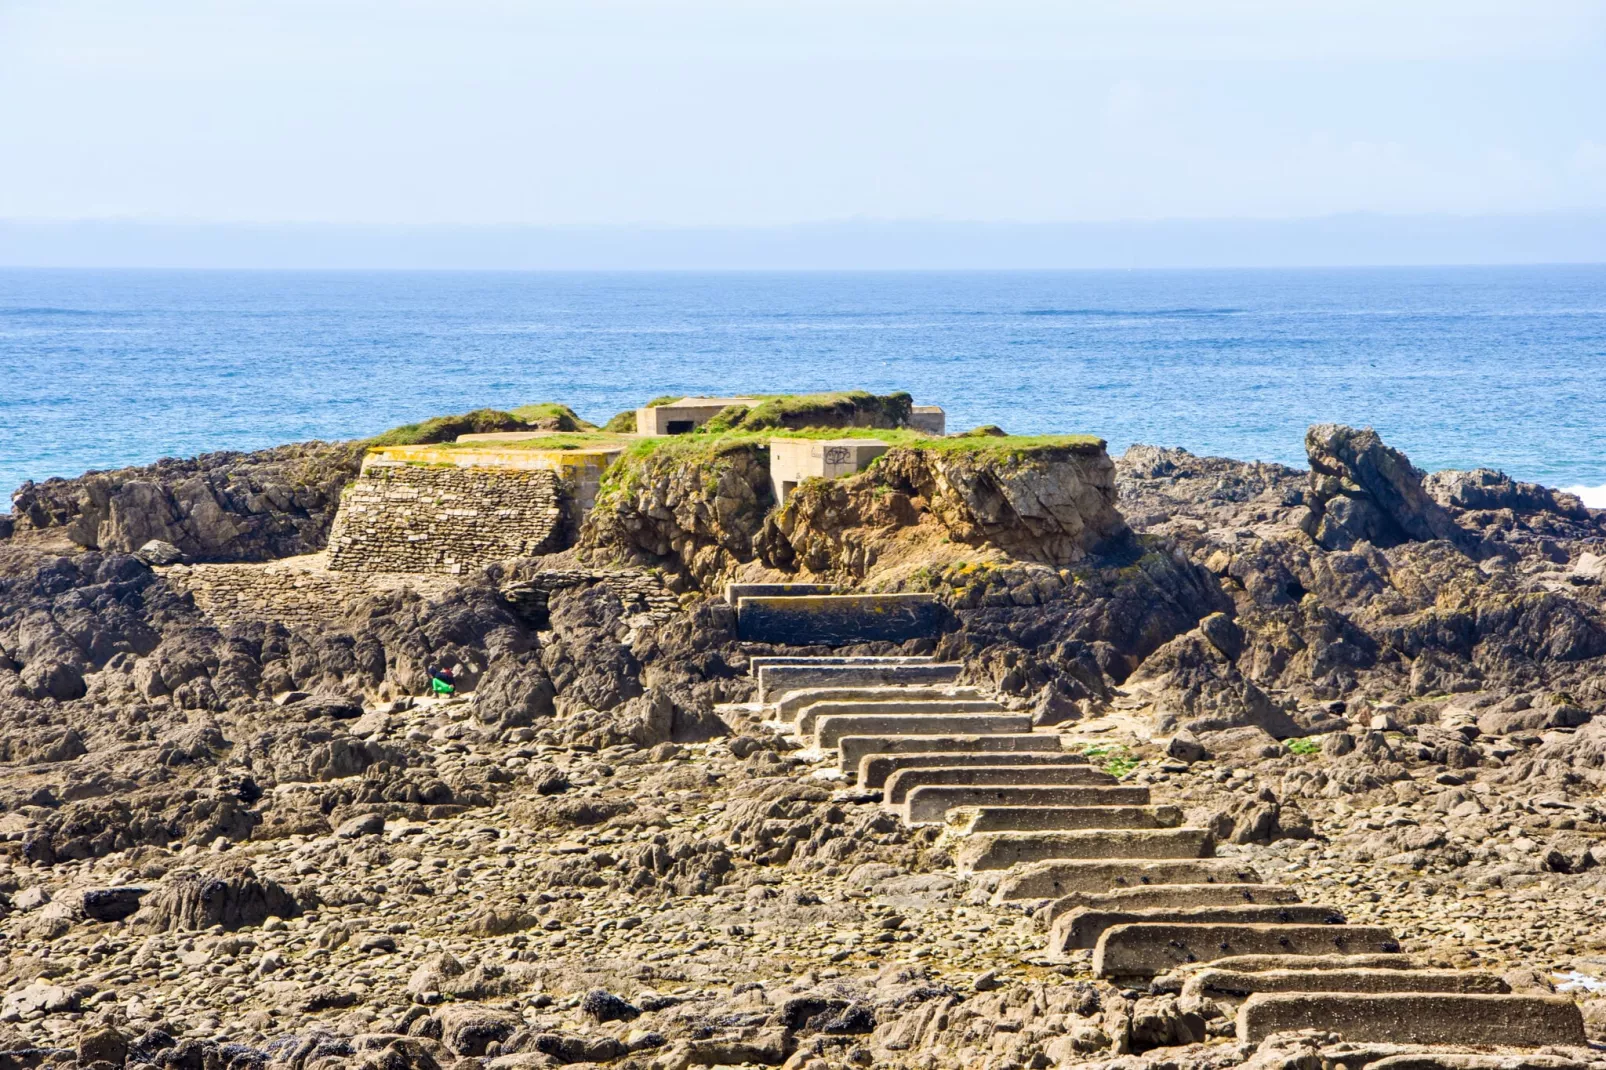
[2, 266, 1603, 504]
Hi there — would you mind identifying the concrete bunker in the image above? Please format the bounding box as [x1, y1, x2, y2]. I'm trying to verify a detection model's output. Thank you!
[635, 397, 759, 436]
[769, 437, 890, 505]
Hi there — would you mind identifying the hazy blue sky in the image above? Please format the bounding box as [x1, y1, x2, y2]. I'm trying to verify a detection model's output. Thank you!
[2, 0, 1603, 226]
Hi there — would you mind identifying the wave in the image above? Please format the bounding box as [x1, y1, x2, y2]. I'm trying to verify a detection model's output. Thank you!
[1020, 307, 1242, 317]
[1563, 484, 1606, 508]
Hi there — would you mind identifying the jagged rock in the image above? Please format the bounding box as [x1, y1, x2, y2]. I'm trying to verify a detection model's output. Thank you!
[1301, 424, 1467, 551]
[1425, 468, 1590, 519]
[434, 1005, 518, 1057]
[81, 885, 146, 922]
[135, 539, 185, 566]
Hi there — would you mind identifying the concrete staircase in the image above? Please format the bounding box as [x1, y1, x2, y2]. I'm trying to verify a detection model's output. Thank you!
[754, 653, 1587, 1051]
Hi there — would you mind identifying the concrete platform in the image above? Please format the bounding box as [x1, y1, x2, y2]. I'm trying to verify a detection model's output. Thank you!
[1183, 967, 1509, 1003]
[838, 733, 1060, 772]
[859, 749, 1087, 789]
[797, 699, 1002, 735]
[1053, 903, 1345, 953]
[946, 803, 1177, 834]
[991, 858, 1261, 902]
[910, 789, 1152, 825]
[777, 685, 986, 721]
[726, 583, 836, 605]
[956, 829, 1215, 873]
[1236, 992, 1585, 1046]
[1042, 883, 1300, 925]
[814, 713, 1032, 749]
[884, 764, 1116, 805]
[738, 593, 943, 645]
[1093, 922, 1400, 978]
[758, 663, 962, 702]
[749, 655, 936, 678]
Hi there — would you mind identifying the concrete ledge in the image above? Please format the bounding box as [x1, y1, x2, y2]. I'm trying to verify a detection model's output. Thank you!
[991, 859, 1261, 902]
[814, 713, 1031, 749]
[726, 582, 837, 604]
[738, 593, 944, 645]
[1054, 904, 1344, 953]
[750, 655, 936, 678]
[1093, 922, 1399, 978]
[1043, 883, 1300, 925]
[777, 685, 983, 720]
[838, 733, 1059, 772]
[1235, 992, 1585, 1046]
[885, 764, 1115, 805]
[1161, 953, 1419, 979]
[912, 788, 1150, 825]
[946, 803, 1176, 834]
[1184, 967, 1509, 1003]
[956, 829, 1215, 874]
[757, 663, 961, 702]
[797, 699, 1002, 735]
[859, 749, 1088, 789]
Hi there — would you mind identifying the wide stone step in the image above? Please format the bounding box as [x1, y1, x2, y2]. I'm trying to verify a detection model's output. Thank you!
[956, 829, 1215, 874]
[1236, 992, 1585, 1047]
[1093, 922, 1400, 978]
[839, 733, 1060, 773]
[885, 764, 1116, 805]
[1184, 967, 1510, 1003]
[912, 790, 1154, 826]
[777, 685, 986, 720]
[750, 655, 935, 678]
[1053, 903, 1345, 953]
[815, 713, 1031, 749]
[1366, 1054, 1585, 1070]
[859, 749, 1086, 789]
[1042, 883, 1300, 925]
[797, 699, 1003, 735]
[992, 859, 1263, 903]
[757, 662, 962, 702]
[1157, 953, 1420, 982]
[946, 803, 1174, 834]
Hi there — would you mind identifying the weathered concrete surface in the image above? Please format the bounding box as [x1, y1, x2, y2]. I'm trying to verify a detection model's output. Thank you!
[1183, 967, 1509, 1002]
[837, 733, 1059, 772]
[884, 764, 1116, 805]
[1053, 903, 1345, 953]
[738, 593, 944, 645]
[749, 655, 935, 678]
[990, 858, 1260, 902]
[945, 803, 1176, 834]
[725, 582, 836, 604]
[776, 685, 985, 721]
[797, 698, 1002, 735]
[1168, 953, 1419, 976]
[1042, 883, 1300, 925]
[757, 662, 961, 702]
[910, 789, 1152, 825]
[814, 713, 1032, 749]
[858, 749, 1086, 789]
[956, 829, 1215, 873]
[1236, 992, 1585, 1046]
[1093, 922, 1400, 978]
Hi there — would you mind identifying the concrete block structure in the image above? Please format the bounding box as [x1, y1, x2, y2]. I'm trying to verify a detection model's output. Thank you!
[909, 405, 946, 435]
[738, 592, 942, 645]
[635, 397, 757, 436]
[768, 438, 890, 505]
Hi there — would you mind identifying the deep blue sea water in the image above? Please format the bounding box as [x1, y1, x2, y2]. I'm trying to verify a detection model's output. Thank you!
[3, 266, 1603, 502]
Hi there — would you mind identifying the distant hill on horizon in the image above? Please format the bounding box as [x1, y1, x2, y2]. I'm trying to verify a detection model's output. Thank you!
[2, 212, 1604, 271]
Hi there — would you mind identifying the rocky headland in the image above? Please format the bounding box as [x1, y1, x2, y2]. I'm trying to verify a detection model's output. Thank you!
[2, 401, 1605, 1070]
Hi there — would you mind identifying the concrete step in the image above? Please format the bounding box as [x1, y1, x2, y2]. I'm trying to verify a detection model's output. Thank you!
[757, 662, 962, 702]
[859, 749, 1086, 789]
[1365, 1054, 1585, 1070]
[991, 859, 1262, 903]
[839, 733, 1060, 773]
[738, 593, 942, 645]
[956, 829, 1215, 874]
[947, 803, 1175, 834]
[1236, 992, 1586, 1047]
[776, 685, 986, 721]
[1093, 922, 1400, 978]
[815, 713, 1031, 749]
[797, 699, 1003, 735]
[1041, 883, 1300, 926]
[1156, 953, 1420, 984]
[726, 583, 836, 605]
[749, 655, 935, 678]
[1183, 966, 1510, 1004]
[911, 789, 1153, 826]
[1053, 903, 1345, 953]
[884, 764, 1116, 805]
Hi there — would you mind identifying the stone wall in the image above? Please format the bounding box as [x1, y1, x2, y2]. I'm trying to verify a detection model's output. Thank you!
[162, 556, 459, 630]
[327, 462, 564, 574]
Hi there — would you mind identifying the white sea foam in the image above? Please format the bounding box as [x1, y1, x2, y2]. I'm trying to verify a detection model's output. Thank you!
[1563, 484, 1606, 508]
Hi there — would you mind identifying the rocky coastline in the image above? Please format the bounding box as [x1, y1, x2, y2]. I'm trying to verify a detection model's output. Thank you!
[1, 410, 1604, 1070]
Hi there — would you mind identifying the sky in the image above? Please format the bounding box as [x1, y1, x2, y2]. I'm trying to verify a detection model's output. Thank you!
[1, 0, 1604, 227]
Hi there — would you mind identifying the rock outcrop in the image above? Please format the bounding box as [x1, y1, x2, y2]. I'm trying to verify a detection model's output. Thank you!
[1301, 424, 1468, 551]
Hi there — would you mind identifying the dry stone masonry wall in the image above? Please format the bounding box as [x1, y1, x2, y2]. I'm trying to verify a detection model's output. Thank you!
[326, 462, 564, 574]
[161, 556, 459, 630]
